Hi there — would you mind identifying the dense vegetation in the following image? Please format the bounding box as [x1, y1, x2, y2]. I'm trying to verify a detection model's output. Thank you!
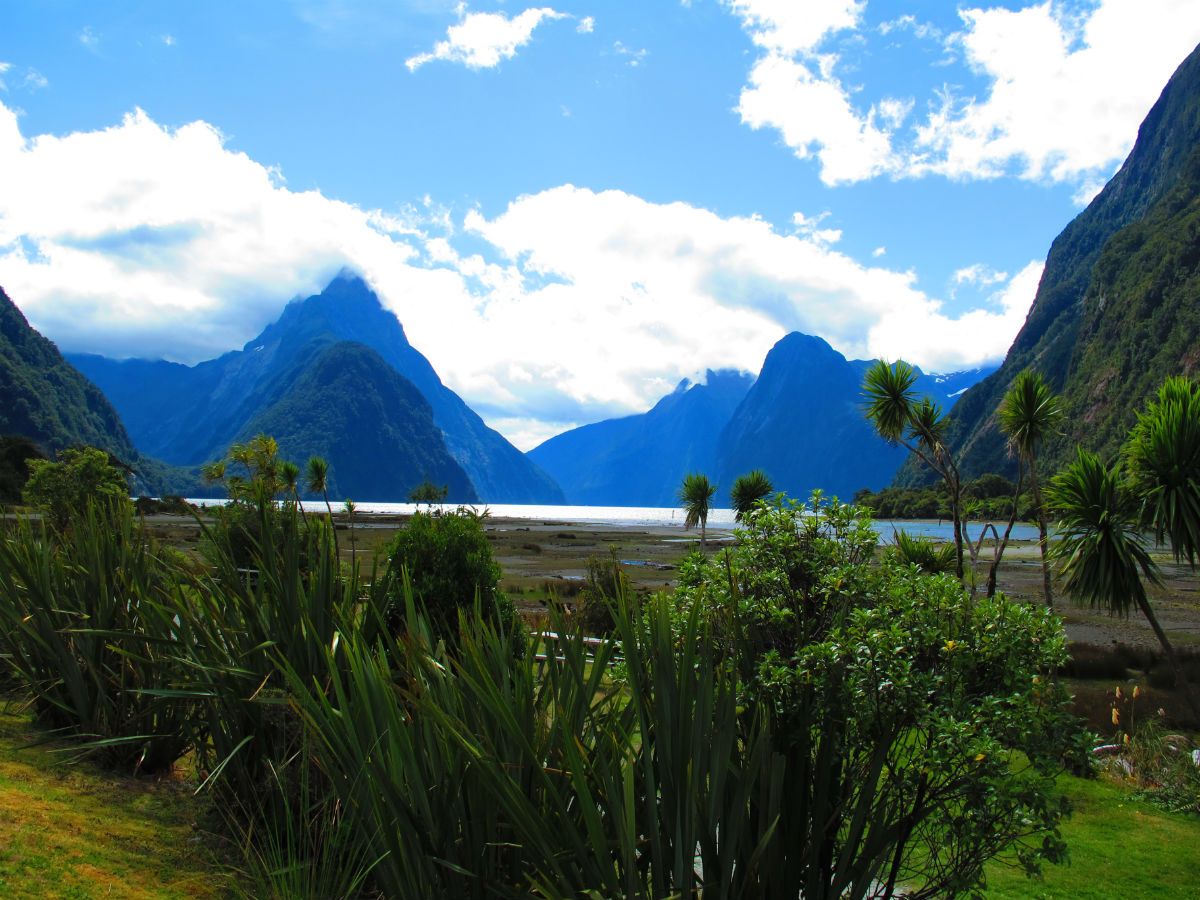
[0, 445, 1091, 897]
[856, 473, 1029, 520]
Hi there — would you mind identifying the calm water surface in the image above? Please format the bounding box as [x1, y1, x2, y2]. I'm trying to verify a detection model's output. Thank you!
[187, 499, 1041, 542]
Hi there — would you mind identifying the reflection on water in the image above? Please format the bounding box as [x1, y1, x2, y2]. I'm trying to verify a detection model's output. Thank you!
[187, 499, 1042, 543]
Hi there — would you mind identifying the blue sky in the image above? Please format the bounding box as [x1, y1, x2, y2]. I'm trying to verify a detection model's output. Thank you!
[2, 1, 1199, 448]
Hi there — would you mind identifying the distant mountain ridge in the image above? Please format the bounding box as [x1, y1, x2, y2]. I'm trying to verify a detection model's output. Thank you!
[898, 40, 1200, 484]
[529, 369, 755, 507]
[73, 273, 565, 503]
[531, 331, 993, 505]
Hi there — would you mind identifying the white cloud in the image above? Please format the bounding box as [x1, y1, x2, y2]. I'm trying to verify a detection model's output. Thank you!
[952, 263, 1008, 288]
[0, 102, 1036, 447]
[913, 0, 1200, 185]
[162, 34, 176, 47]
[406, 6, 569, 71]
[738, 53, 899, 185]
[79, 26, 100, 50]
[577, 16, 595, 34]
[870, 261, 1042, 370]
[871, 246, 886, 258]
[726, 0, 1200, 194]
[725, 0, 863, 55]
[0, 62, 9, 92]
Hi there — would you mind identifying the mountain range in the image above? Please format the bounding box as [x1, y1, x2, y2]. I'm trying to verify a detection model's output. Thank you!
[531, 331, 992, 505]
[71, 273, 562, 503]
[900, 39, 1200, 485]
[6, 44, 1199, 506]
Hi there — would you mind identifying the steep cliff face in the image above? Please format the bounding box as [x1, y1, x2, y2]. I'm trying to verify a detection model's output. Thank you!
[0, 286, 138, 462]
[900, 42, 1200, 484]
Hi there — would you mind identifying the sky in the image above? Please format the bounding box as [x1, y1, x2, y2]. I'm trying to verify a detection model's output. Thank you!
[1, 1, 1199, 450]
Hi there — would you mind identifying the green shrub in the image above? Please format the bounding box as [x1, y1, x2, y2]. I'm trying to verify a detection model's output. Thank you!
[22, 447, 129, 531]
[383, 508, 519, 645]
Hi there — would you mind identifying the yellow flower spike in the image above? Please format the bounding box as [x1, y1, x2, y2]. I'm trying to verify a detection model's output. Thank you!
[1133, 685, 1141, 700]
[1111, 708, 1120, 727]
[1123, 733, 1131, 745]
[1115, 686, 1123, 700]
[945, 639, 957, 652]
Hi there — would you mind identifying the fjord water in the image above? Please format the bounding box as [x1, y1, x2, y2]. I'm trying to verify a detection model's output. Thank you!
[187, 499, 1041, 542]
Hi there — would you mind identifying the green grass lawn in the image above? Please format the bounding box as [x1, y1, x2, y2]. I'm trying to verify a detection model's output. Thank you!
[2, 700, 1197, 899]
[984, 774, 1200, 899]
[0, 705, 235, 900]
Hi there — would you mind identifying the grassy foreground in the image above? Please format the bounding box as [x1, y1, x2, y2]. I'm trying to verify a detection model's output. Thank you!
[0, 706, 234, 900]
[1, 703, 1196, 899]
[983, 775, 1200, 899]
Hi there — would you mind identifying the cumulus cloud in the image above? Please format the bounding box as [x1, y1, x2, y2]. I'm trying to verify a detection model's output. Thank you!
[725, 0, 863, 55]
[725, 0, 1200, 194]
[406, 5, 569, 71]
[912, 0, 1200, 185]
[0, 102, 1035, 447]
[577, 16, 595, 34]
[738, 52, 900, 184]
[869, 261, 1042, 370]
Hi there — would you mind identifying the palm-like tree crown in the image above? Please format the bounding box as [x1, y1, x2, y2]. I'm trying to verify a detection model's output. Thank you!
[862, 360, 919, 443]
[305, 456, 329, 497]
[279, 460, 301, 494]
[730, 470, 773, 521]
[679, 473, 716, 531]
[998, 369, 1062, 459]
[1046, 449, 1160, 617]
[1124, 375, 1200, 565]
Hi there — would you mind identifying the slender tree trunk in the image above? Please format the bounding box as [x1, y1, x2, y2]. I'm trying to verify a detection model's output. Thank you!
[1029, 457, 1054, 609]
[987, 463, 1025, 598]
[701, 515, 707, 551]
[1136, 594, 1200, 727]
[950, 478, 965, 582]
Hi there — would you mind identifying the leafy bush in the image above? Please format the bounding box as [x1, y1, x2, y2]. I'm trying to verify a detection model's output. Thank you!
[667, 496, 1087, 894]
[22, 447, 129, 531]
[384, 508, 518, 644]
